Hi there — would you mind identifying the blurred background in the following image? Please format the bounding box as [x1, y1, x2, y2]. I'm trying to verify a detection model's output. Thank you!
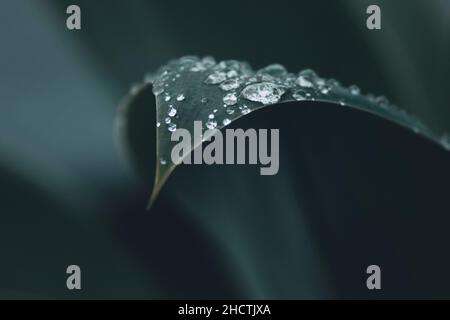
[0, 0, 449, 299]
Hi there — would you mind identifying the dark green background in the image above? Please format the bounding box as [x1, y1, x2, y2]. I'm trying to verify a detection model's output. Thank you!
[0, 0, 449, 299]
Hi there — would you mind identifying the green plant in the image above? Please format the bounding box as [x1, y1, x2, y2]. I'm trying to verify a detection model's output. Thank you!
[117, 56, 449, 207]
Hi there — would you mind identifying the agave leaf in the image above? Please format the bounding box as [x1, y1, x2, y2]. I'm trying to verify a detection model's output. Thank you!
[117, 56, 449, 208]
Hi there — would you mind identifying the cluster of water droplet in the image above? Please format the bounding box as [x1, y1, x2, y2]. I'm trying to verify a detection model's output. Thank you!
[141, 55, 448, 157]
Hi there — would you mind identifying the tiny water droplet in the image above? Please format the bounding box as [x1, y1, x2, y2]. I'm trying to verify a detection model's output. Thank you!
[160, 158, 167, 165]
[204, 72, 227, 84]
[208, 113, 215, 119]
[176, 94, 185, 101]
[222, 118, 231, 126]
[240, 105, 251, 115]
[201, 97, 208, 104]
[349, 85, 361, 95]
[292, 89, 311, 101]
[206, 120, 217, 129]
[165, 117, 171, 124]
[375, 95, 389, 108]
[226, 108, 235, 115]
[168, 123, 177, 132]
[168, 105, 177, 117]
[220, 78, 242, 91]
[164, 95, 171, 102]
[223, 92, 238, 106]
[156, 122, 161, 127]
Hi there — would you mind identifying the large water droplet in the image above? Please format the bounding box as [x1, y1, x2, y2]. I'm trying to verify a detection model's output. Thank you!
[241, 82, 286, 105]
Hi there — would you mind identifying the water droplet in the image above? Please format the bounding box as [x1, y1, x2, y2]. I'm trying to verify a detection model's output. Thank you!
[168, 123, 177, 132]
[299, 69, 318, 78]
[164, 95, 171, 102]
[349, 85, 361, 95]
[206, 120, 217, 129]
[240, 105, 251, 115]
[202, 56, 216, 67]
[227, 70, 238, 78]
[296, 69, 318, 88]
[241, 82, 286, 105]
[208, 113, 215, 119]
[168, 105, 177, 117]
[201, 97, 208, 104]
[375, 95, 389, 108]
[213, 109, 218, 113]
[165, 117, 171, 124]
[220, 78, 242, 91]
[204, 72, 227, 84]
[176, 94, 185, 101]
[226, 108, 235, 115]
[223, 92, 238, 106]
[259, 64, 287, 77]
[190, 62, 207, 72]
[292, 89, 311, 101]
[222, 118, 231, 126]
[160, 158, 167, 165]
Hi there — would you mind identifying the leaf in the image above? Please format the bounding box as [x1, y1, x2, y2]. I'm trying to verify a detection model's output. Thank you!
[117, 56, 450, 208]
